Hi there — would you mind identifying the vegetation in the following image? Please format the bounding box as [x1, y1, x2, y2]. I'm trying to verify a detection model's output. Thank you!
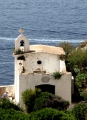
[53, 71, 62, 79]
[67, 49, 87, 72]
[14, 49, 24, 55]
[28, 108, 76, 120]
[22, 88, 41, 113]
[22, 89, 69, 113]
[75, 73, 87, 97]
[58, 42, 87, 101]
[34, 92, 69, 111]
[58, 42, 75, 58]
[72, 103, 87, 120]
[0, 107, 76, 120]
[1, 92, 87, 120]
[60, 55, 66, 60]
[0, 108, 28, 120]
[66, 49, 87, 100]
[81, 89, 87, 101]
[0, 99, 20, 111]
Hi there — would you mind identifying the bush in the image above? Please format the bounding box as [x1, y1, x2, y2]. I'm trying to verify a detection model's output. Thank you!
[34, 92, 69, 111]
[22, 88, 41, 113]
[28, 108, 76, 120]
[0, 107, 76, 120]
[72, 103, 87, 120]
[0, 99, 20, 111]
[58, 42, 75, 58]
[81, 89, 87, 101]
[67, 49, 87, 72]
[22, 89, 69, 113]
[53, 71, 62, 79]
[75, 73, 87, 98]
[14, 49, 24, 55]
[0, 108, 28, 120]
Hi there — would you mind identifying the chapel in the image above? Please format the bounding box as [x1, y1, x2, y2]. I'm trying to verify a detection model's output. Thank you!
[13, 28, 72, 104]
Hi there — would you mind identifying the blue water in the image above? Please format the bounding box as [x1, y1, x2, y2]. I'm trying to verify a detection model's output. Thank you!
[0, 0, 87, 85]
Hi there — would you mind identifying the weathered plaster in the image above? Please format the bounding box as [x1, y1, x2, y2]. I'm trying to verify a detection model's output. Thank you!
[16, 73, 72, 104]
[15, 34, 29, 52]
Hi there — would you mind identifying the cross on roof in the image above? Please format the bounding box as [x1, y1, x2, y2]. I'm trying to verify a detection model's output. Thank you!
[19, 28, 25, 34]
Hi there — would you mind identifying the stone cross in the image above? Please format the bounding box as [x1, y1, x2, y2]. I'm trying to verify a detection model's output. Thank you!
[19, 28, 25, 34]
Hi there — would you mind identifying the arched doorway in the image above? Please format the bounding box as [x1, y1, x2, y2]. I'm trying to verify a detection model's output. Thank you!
[35, 84, 55, 94]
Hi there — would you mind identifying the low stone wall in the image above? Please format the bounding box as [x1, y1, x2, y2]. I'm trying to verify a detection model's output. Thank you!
[0, 85, 14, 99]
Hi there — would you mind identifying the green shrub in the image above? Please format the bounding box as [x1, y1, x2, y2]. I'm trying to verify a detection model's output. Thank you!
[0, 108, 28, 120]
[0, 99, 20, 111]
[72, 103, 87, 120]
[58, 42, 75, 58]
[14, 49, 24, 55]
[22, 89, 69, 113]
[34, 92, 69, 111]
[0, 107, 76, 120]
[28, 108, 76, 120]
[22, 88, 41, 113]
[75, 73, 87, 98]
[53, 71, 62, 79]
[80, 89, 87, 101]
[34, 92, 50, 111]
[67, 49, 87, 73]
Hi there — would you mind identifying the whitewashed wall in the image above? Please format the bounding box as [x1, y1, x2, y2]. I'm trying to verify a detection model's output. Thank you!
[16, 73, 72, 104]
[60, 60, 66, 73]
[23, 53, 60, 73]
[15, 34, 29, 52]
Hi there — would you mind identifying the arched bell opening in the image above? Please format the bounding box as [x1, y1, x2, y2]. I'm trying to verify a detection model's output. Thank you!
[20, 40, 25, 51]
[20, 40, 24, 46]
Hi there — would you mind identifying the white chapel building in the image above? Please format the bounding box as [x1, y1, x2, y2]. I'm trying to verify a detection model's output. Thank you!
[13, 28, 72, 104]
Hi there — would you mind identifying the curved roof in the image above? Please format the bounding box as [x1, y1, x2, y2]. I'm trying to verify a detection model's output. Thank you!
[30, 44, 65, 55]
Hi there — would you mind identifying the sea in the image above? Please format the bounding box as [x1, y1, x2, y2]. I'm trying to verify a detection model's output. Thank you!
[0, 0, 87, 85]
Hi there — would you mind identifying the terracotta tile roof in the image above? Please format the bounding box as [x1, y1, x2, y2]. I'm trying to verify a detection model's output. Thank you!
[30, 44, 65, 55]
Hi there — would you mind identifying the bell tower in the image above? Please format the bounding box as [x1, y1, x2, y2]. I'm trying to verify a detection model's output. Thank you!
[14, 28, 30, 103]
[15, 28, 29, 52]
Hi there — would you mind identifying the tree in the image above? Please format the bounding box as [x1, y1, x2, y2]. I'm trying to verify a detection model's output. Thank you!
[67, 48, 87, 100]
[58, 42, 75, 58]
[67, 49, 87, 72]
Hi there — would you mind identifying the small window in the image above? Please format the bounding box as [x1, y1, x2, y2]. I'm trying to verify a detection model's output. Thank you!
[20, 40, 24, 46]
[37, 60, 42, 64]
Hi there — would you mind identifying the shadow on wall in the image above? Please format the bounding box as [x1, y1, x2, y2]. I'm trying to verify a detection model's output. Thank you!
[35, 84, 55, 94]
